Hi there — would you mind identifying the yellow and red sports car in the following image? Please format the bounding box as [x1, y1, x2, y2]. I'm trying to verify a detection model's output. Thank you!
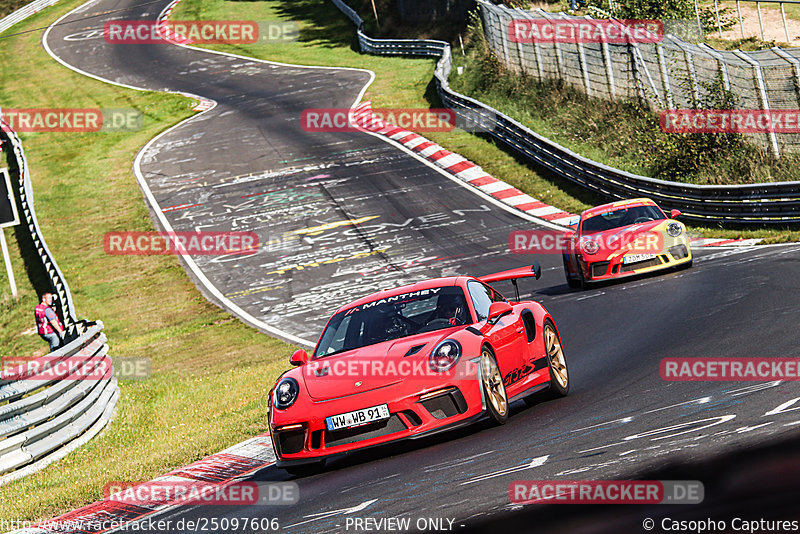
[562, 198, 692, 288]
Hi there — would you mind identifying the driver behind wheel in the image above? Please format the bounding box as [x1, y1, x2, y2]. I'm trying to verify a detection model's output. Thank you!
[427, 294, 467, 327]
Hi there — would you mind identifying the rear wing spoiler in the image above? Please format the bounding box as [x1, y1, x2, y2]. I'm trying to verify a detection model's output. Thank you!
[478, 261, 541, 301]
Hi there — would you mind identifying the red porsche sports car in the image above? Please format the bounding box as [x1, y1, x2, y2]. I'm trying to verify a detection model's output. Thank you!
[563, 198, 692, 288]
[268, 264, 569, 475]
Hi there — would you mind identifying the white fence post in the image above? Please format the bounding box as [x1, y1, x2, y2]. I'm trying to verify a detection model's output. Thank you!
[559, 13, 592, 96]
[734, 49, 781, 158]
[657, 42, 675, 109]
[496, 9, 511, 67]
[700, 43, 731, 91]
[675, 41, 702, 106]
[584, 16, 616, 99]
[538, 9, 564, 77]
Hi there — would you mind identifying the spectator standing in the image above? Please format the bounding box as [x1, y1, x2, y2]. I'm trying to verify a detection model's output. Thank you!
[35, 292, 64, 352]
[570, 0, 586, 11]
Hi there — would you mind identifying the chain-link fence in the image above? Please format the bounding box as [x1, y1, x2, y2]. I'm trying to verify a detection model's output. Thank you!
[478, 0, 800, 156]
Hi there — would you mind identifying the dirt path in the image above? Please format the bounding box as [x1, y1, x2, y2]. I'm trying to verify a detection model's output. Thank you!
[712, 3, 800, 45]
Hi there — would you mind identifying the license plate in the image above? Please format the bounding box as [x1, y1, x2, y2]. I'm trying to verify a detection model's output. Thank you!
[325, 404, 390, 431]
[623, 253, 656, 264]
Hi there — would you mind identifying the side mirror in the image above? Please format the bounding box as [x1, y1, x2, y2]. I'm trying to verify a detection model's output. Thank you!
[533, 260, 542, 280]
[290, 349, 308, 366]
[670, 209, 681, 219]
[487, 301, 513, 323]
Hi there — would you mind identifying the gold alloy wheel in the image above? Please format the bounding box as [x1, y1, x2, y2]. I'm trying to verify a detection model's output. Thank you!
[545, 324, 568, 389]
[480, 349, 508, 416]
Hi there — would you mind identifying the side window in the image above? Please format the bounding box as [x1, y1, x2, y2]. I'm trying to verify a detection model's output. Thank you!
[468, 281, 505, 321]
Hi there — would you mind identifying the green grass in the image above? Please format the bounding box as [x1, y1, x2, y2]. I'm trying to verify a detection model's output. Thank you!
[0, 0, 295, 522]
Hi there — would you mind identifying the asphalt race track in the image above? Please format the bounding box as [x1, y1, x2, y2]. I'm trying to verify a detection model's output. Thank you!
[43, 0, 800, 531]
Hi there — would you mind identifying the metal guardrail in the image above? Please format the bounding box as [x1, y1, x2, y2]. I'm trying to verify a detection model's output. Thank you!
[0, 0, 60, 35]
[0, 120, 118, 481]
[0, 323, 118, 482]
[332, 0, 800, 224]
[1, 124, 85, 336]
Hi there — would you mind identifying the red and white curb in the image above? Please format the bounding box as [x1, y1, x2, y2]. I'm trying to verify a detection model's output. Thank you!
[12, 435, 276, 534]
[351, 102, 762, 247]
[177, 91, 216, 112]
[689, 237, 762, 247]
[352, 102, 580, 228]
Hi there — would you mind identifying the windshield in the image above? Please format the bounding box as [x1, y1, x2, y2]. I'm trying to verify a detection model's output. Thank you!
[581, 205, 665, 234]
[313, 287, 471, 358]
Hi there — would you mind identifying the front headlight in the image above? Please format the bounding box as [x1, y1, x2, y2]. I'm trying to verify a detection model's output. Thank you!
[667, 222, 683, 237]
[429, 340, 462, 372]
[272, 377, 299, 410]
[582, 239, 599, 255]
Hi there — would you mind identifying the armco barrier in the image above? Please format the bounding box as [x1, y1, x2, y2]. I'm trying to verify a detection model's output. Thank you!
[0, 122, 83, 337]
[0, 117, 118, 480]
[0, 0, 60, 35]
[0, 322, 119, 484]
[332, 0, 800, 224]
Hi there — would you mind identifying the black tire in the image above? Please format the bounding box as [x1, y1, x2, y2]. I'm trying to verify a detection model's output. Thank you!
[285, 460, 325, 477]
[543, 319, 569, 397]
[479, 346, 508, 424]
[575, 262, 587, 290]
[563, 255, 582, 289]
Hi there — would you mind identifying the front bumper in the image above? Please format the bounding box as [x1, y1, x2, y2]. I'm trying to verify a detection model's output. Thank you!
[270, 376, 484, 463]
[581, 242, 692, 282]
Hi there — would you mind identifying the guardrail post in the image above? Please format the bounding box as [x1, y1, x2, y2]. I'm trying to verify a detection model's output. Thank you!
[734, 49, 781, 158]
